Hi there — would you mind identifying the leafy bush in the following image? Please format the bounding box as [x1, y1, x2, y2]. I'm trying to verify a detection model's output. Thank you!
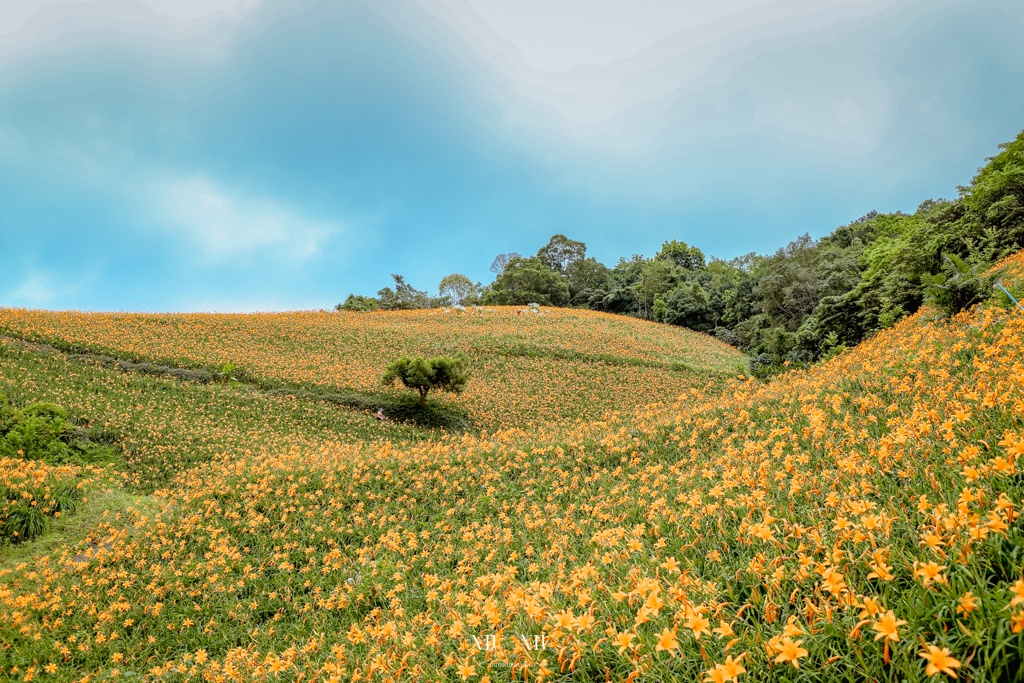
[381, 356, 469, 405]
[1, 402, 72, 461]
[923, 253, 998, 317]
[714, 327, 738, 346]
[818, 331, 848, 362]
[216, 361, 240, 385]
[337, 294, 381, 312]
[0, 398, 119, 466]
[748, 353, 778, 379]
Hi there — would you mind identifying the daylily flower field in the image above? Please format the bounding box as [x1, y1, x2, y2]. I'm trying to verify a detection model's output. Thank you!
[0, 306, 741, 432]
[1, 253, 1023, 681]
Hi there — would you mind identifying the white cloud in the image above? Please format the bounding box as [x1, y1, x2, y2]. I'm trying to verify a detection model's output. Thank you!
[134, 0, 261, 23]
[426, 0, 909, 152]
[836, 97, 863, 127]
[0, 0, 260, 38]
[153, 175, 340, 265]
[0, 0, 259, 67]
[4, 270, 78, 308]
[455, 0, 784, 72]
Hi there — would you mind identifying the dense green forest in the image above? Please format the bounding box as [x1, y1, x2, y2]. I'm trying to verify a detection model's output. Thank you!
[340, 130, 1024, 375]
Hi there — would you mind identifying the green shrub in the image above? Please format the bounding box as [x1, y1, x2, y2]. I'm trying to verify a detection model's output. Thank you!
[0, 402, 73, 461]
[0, 399, 120, 465]
[216, 361, 240, 385]
[336, 294, 381, 312]
[923, 253, 999, 317]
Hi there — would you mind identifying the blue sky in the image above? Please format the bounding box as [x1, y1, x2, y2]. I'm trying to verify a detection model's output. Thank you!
[1, 0, 1023, 312]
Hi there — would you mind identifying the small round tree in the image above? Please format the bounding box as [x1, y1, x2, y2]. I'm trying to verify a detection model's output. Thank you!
[381, 356, 468, 405]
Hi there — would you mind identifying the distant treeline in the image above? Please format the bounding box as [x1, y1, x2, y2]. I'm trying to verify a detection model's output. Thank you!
[339, 130, 1024, 374]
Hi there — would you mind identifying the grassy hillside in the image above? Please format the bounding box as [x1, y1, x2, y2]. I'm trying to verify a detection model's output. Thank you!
[0, 307, 743, 431]
[1, 258, 1024, 681]
[0, 337, 429, 490]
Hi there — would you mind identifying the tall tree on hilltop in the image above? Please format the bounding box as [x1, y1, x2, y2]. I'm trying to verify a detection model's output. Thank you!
[755, 234, 822, 331]
[490, 253, 522, 275]
[656, 240, 706, 271]
[378, 275, 431, 310]
[537, 234, 587, 273]
[438, 274, 480, 307]
[481, 256, 569, 306]
[566, 257, 612, 307]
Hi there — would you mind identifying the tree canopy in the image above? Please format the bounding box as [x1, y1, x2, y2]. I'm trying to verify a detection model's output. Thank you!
[336, 294, 379, 312]
[656, 240, 706, 270]
[438, 274, 480, 307]
[381, 356, 469, 404]
[378, 275, 431, 310]
[481, 256, 570, 306]
[489, 253, 521, 275]
[536, 234, 586, 273]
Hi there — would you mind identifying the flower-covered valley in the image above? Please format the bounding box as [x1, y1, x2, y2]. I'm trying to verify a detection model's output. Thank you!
[1, 254, 1024, 681]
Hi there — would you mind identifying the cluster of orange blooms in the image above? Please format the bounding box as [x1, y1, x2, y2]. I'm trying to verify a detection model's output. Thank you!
[0, 458, 104, 541]
[0, 253, 1023, 681]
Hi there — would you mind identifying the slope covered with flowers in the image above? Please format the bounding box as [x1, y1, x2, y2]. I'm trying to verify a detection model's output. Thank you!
[1, 255, 1024, 681]
[0, 307, 742, 431]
